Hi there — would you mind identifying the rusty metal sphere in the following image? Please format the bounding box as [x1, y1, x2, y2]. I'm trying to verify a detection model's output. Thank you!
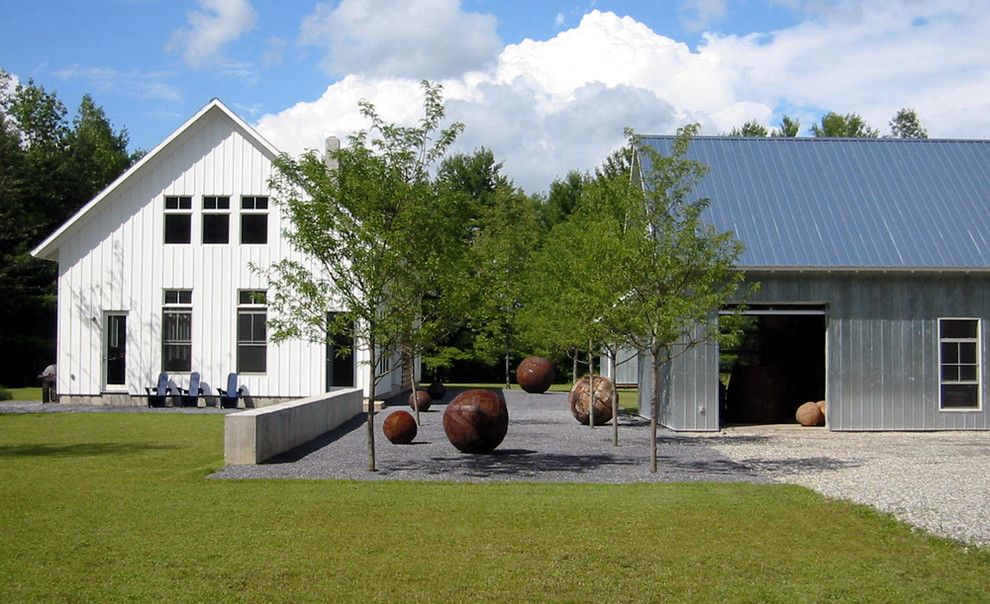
[427, 381, 447, 401]
[796, 402, 824, 427]
[515, 355, 555, 393]
[569, 375, 616, 425]
[383, 410, 418, 444]
[408, 390, 433, 412]
[442, 389, 509, 454]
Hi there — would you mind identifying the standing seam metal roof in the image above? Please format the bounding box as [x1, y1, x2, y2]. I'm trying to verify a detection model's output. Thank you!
[639, 136, 990, 269]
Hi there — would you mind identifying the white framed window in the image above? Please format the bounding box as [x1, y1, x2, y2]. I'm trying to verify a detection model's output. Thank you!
[938, 318, 982, 411]
[163, 289, 192, 372]
[202, 195, 230, 244]
[237, 290, 267, 373]
[377, 351, 392, 375]
[164, 195, 192, 244]
[240, 196, 268, 244]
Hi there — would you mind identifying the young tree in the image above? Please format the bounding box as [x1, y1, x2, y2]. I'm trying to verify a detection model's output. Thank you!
[263, 81, 463, 470]
[727, 121, 769, 137]
[889, 108, 928, 139]
[572, 125, 749, 471]
[811, 112, 879, 138]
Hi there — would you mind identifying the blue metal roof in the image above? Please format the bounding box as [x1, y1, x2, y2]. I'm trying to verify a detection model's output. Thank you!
[639, 136, 990, 269]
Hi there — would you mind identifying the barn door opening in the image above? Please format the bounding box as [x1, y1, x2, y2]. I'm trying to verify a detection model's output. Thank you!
[719, 305, 826, 426]
[326, 312, 355, 390]
[103, 312, 127, 390]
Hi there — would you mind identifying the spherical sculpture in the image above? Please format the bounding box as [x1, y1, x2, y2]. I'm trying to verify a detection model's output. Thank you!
[427, 381, 447, 401]
[796, 402, 824, 427]
[408, 390, 433, 412]
[515, 356, 555, 394]
[442, 389, 509, 454]
[569, 375, 616, 425]
[383, 410, 418, 444]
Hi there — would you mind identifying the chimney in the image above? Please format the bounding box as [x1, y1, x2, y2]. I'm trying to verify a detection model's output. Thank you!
[325, 136, 340, 173]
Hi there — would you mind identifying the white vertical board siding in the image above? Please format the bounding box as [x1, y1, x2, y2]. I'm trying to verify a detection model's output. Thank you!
[52, 107, 344, 398]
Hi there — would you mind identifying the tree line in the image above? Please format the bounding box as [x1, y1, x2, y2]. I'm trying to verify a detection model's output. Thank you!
[726, 108, 928, 139]
[0, 70, 139, 387]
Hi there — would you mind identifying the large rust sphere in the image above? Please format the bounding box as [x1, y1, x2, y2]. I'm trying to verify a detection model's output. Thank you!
[569, 375, 616, 425]
[442, 389, 509, 454]
[516, 356, 555, 393]
[383, 410, 418, 444]
[796, 402, 824, 427]
[408, 390, 432, 412]
[427, 381, 447, 401]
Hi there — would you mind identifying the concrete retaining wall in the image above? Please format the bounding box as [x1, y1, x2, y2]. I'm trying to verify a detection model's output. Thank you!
[224, 387, 363, 465]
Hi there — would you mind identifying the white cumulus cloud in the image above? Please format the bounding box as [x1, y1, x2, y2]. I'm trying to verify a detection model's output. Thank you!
[168, 0, 258, 68]
[300, 0, 501, 79]
[257, 5, 990, 193]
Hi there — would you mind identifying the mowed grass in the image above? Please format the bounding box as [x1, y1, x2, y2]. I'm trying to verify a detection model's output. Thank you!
[1, 386, 43, 401]
[1, 414, 988, 602]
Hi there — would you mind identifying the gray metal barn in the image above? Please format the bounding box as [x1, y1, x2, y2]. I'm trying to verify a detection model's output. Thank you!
[637, 136, 990, 431]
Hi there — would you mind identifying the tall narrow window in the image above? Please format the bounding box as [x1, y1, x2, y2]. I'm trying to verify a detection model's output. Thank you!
[163, 289, 192, 371]
[237, 290, 267, 373]
[164, 196, 192, 244]
[939, 318, 981, 410]
[202, 195, 230, 244]
[240, 196, 268, 244]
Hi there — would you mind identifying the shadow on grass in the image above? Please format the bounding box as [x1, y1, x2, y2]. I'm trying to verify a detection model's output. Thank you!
[0, 442, 180, 458]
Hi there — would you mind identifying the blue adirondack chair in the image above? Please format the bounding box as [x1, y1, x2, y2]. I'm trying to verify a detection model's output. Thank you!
[217, 373, 243, 409]
[145, 372, 170, 407]
[179, 372, 204, 407]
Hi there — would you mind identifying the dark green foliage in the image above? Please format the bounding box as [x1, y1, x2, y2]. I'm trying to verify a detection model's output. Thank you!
[811, 111, 880, 137]
[889, 108, 928, 139]
[0, 71, 134, 386]
[727, 121, 769, 137]
[539, 170, 586, 228]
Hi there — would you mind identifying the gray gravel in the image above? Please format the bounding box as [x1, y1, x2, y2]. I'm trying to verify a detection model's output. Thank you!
[698, 425, 990, 548]
[213, 389, 768, 484]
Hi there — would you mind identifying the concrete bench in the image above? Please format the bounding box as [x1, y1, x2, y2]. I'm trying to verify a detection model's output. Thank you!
[224, 387, 363, 465]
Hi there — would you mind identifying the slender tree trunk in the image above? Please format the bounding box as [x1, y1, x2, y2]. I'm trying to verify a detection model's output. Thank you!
[611, 348, 619, 447]
[408, 352, 420, 425]
[367, 339, 378, 472]
[587, 343, 594, 430]
[650, 345, 662, 473]
[572, 349, 578, 383]
[504, 324, 511, 389]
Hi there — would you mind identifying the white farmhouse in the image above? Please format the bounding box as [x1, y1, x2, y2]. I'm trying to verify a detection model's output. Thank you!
[31, 99, 408, 406]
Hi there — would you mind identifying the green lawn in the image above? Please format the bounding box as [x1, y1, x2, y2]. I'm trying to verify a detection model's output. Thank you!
[1, 414, 987, 602]
[1, 386, 43, 401]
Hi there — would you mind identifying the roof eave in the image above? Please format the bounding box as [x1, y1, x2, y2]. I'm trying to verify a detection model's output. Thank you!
[742, 265, 990, 274]
[30, 99, 280, 261]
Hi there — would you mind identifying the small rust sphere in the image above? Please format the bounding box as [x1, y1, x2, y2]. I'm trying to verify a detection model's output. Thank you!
[796, 402, 824, 427]
[569, 375, 616, 425]
[383, 410, 418, 444]
[442, 389, 509, 454]
[516, 356, 555, 394]
[408, 390, 432, 412]
[427, 381, 447, 401]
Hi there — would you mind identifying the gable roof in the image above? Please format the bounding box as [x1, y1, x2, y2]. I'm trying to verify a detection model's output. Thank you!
[639, 136, 990, 270]
[31, 98, 281, 261]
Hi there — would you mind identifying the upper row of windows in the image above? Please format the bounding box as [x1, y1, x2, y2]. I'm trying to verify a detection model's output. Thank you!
[164, 195, 269, 245]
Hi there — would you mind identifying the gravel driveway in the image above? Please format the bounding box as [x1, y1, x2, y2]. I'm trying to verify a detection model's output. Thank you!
[699, 425, 990, 548]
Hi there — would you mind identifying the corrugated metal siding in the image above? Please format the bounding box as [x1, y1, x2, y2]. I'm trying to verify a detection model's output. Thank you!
[55, 108, 403, 399]
[642, 272, 990, 431]
[640, 136, 990, 269]
[601, 346, 639, 386]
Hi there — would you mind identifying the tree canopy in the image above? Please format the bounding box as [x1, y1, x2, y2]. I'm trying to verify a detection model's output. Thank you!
[0, 71, 136, 386]
[889, 108, 928, 139]
[811, 112, 880, 138]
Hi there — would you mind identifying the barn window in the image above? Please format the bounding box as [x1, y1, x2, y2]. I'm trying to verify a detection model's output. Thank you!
[164, 196, 192, 244]
[162, 289, 192, 372]
[237, 290, 267, 373]
[202, 195, 230, 244]
[939, 318, 981, 410]
[240, 196, 268, 244]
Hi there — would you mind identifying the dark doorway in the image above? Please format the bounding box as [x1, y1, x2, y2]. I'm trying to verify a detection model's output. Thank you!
[326, 313, 355, 390]
[720, 308, 826, 425]
[104, 313, 127, 388]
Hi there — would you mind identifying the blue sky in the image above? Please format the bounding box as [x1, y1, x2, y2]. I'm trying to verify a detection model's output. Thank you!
[3, 1, 989, 192]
